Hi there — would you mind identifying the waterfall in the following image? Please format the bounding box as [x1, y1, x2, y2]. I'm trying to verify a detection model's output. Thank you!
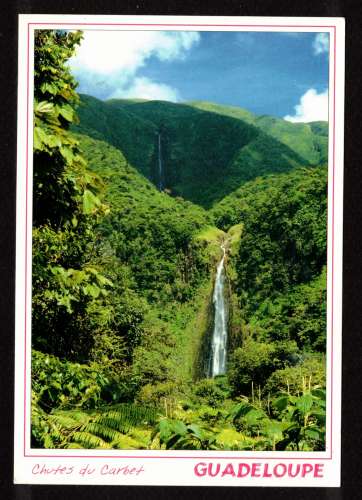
[209, 244, 228, 377]
[158, 132, 163, 191]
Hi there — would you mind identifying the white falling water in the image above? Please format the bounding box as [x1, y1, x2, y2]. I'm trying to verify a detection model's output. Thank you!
[210, 244, 228, 377]
[158, 133, 163, 190]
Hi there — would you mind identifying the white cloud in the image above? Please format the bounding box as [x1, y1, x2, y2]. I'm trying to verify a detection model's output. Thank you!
[313, 33, 329, 55]
[284, 88, 328, 123]
[110, 77, 180, 102]
[71, 31, 200, 74]
[69, 30, 199, 101]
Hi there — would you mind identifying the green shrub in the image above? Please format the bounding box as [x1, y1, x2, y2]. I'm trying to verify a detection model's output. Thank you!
[32, 350, 138, 411]
[192, 378, 228, 408]
[136, 381, 181, 407]
[228, 340, 298, 396]
[265, 354, 326, 396]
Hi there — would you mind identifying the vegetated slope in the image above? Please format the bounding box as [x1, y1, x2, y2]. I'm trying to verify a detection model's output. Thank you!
[76, 133, 224, 387]
[77, 132, 214, 303]
[73, 94, 158, 179]
[34, 133, 328, 451]
[189, 101, 328, 166]
[33, 123, 224, 450]
[211, 166, 328, 397]
[73, 95, 317, 208]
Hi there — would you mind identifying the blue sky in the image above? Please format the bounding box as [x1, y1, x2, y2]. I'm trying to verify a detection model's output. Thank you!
[69, 30, 329, 122]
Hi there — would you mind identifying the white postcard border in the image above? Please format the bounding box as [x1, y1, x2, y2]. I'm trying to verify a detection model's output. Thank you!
[14, 14, 345, 487]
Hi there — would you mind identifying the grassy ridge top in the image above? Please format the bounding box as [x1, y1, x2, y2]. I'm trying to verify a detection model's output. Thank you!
[188, 100, 328, 166]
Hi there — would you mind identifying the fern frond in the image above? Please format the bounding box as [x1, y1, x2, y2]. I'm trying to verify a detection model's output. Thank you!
[83, 422, 125, 443]
[111, 434, 145, 450]
[32, 402, 159, 449]
[53, 409, 91, 425]
[95, 405, 158, 433]
[48, 413, 85, 431]
[64, 442, 86, 449]
[43, 434, 57, 449]
[95, 413, 132, 433]
[71, 431, 112, 449]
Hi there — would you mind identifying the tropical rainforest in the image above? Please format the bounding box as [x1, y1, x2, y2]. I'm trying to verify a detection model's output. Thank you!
[31, 30, 328, 452]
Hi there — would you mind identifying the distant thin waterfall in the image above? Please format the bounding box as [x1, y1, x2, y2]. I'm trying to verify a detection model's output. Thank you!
[158, 132, 163, 190]
[209, 244, 228, 377]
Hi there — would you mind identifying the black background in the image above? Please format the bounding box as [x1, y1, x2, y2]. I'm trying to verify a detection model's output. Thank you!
[0, 1, 361, 498]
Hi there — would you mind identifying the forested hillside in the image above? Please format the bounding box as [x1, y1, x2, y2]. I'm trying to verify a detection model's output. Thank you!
[189, 101, 328, 166]
[213, 167, 327, 396]
[73, 95, 327, 208]
[32, 30, 328, 452]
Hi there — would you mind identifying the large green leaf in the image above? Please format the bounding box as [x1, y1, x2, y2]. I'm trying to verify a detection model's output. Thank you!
[34, 100, 54, 114]
[40, 82, 58, 95]
[304, 427, 322, 440]
[311, 388, 326, 400]
[58, 104, 74, 122]
[272, 395, 289, 412]
[229, 401, 256, 421]
[59, 145, 75, 165]
[33, 126, 49, 150]
[295, 393, 314, 415]
[82, 189, 101, 215]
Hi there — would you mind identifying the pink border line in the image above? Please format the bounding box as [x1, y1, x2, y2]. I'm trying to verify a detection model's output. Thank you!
[24, 22, 337, 461]
[30, 22, 337, 28]
[24, 22, 30, 456]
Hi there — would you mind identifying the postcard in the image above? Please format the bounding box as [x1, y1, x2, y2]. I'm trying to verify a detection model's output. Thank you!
[14, 14, 345, 487]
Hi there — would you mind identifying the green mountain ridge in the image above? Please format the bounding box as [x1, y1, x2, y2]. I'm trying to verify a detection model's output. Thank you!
[188, 100, 328, 166]
[73, 94, 328, 208]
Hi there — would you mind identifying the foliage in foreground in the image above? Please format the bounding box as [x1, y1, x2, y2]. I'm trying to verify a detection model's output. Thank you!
[32, 395, 158, 449]
[32, 30, 113, 361]
[32, 350, 139, 411]
[32, 385, 325, 452]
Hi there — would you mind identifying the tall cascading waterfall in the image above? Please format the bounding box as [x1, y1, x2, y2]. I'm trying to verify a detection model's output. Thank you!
[158, 132, 163, 191]
[208, 244, 228, 377]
